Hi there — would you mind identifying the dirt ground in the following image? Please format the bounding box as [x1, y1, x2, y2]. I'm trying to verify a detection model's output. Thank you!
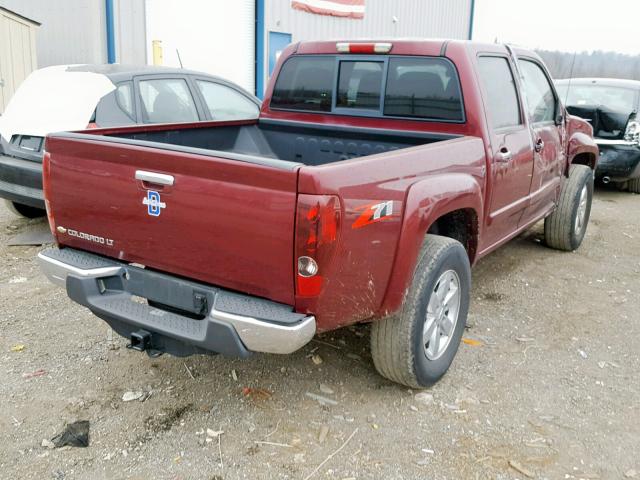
[1, 187, 639, 480]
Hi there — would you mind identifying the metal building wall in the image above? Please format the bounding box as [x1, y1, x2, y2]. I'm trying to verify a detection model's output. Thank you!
[259, 0, 473, 94]
[265, 0, 473, 42]
[0, 0, 106, 66]
[114, 0, 147, 65]
[0, 0, 145, 67]
[144, 0, 255, 92]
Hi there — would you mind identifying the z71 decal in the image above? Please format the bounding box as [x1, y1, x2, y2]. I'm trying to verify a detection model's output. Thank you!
[352, 200, 394, 229]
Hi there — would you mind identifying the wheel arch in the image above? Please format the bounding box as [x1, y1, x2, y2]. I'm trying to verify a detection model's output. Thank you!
[567, 130, 599, 173]
[378, 174, 482, 318]
[570, 151, 597, 170]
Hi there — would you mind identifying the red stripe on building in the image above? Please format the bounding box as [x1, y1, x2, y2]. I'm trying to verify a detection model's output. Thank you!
[291, 0, 365, 19]
[320, 0, 364, 5]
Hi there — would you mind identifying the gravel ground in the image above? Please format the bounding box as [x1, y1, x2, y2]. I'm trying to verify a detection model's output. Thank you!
[1, 188, 639, 480]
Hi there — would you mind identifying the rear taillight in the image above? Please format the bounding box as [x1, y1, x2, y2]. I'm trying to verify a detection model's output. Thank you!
[295, 194, 341, 298]
[624, 120, 640, 145]
[42, 151, 56, 237]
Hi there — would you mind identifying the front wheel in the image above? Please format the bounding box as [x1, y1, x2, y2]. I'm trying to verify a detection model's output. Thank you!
[370, 234, 471, 388]
[629, 177, 640, 194]
[544, 165, 593, 251]
[4, 200, 45, 219]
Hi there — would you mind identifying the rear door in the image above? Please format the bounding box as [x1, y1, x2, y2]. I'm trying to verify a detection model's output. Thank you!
[476, 55, 534, 249]
[45, 135, 299, 305]
[517, 58, 565, 224]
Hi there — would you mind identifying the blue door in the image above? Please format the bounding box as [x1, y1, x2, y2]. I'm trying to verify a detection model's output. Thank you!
[268, 31, 292, 77]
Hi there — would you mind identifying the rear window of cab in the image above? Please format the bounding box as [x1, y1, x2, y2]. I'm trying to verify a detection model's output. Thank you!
[270, 55, 465, 122]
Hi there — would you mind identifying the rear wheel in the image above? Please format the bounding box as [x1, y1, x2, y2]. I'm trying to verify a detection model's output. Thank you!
[629, 177, 640, 194]
[4, 200, 45, 219]
[370, 234, 470, 388]
[544, 165, 593, 251]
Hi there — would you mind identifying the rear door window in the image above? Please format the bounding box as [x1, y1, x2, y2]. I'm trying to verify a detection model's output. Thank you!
[196, 81, 259, 120]
[138, 78, 199, 124]
[384, 58, 464, 121]
[271, 56, 335, 112]
[477, 56, 522, 129]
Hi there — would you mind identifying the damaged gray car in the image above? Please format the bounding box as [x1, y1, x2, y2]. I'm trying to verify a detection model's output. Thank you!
[556, 78, 640, 193]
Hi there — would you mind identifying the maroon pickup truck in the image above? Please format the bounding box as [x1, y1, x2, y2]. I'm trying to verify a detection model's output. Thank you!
[38, 40, 598, 388]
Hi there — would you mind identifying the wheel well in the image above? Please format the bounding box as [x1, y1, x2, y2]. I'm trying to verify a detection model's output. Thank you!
[427, 208, 478, 262]
[571, 152, 596, 170]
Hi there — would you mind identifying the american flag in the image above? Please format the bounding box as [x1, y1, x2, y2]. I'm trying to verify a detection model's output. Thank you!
[291, 0, 365, 19]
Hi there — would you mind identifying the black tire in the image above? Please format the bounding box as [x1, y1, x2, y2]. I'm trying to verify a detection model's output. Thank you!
[370, 234, 471, 388]
[544, 165, 593, 251]
[629, 177, 640, 194]
[4, 200, 45, 219]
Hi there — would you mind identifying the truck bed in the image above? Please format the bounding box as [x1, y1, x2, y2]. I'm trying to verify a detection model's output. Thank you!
[44, 117, 472, 315]
[94, 119, 456, 167]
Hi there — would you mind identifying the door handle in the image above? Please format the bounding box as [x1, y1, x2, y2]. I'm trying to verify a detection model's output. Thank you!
[534, 138, 545, 153]
[135, 170, 174, 186]
[496, 148, 513, 163]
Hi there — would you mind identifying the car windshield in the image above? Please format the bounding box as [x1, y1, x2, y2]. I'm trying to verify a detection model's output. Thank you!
[556, 83, 639, 112]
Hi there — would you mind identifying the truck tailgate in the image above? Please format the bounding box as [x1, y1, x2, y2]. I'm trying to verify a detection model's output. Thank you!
[44, 135, 299, 305]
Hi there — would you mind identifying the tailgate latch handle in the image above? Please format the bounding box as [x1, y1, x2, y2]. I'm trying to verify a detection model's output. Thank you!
[135, 170, 175, 186]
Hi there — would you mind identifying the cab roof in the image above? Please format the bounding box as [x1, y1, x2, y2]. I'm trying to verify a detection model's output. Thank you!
[291, 39, 533, 57]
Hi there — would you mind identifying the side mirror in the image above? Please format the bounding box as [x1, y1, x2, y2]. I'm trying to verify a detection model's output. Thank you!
[555, 112, 564, 126]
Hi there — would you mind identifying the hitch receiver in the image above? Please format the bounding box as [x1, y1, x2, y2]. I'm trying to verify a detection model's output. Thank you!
[127, 329, 152, 352]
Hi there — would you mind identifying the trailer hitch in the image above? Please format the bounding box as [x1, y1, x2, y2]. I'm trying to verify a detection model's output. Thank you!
[126, 329, 162, 357]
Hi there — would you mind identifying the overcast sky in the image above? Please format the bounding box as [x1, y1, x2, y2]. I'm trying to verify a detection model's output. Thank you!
[472, 0, 640, 55]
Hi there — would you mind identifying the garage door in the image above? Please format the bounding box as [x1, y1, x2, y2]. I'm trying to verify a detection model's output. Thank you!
[145, 0, 255, 93]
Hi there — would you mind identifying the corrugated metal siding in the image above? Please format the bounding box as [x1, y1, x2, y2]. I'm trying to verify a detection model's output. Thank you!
[144, 0, 255, 92]
[261, 0, 472, 92]
[265, 0, 472, 42]
[0, 0, 107, 66]
[1, 0, 471, 97]
[114, 0, 146, 64]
